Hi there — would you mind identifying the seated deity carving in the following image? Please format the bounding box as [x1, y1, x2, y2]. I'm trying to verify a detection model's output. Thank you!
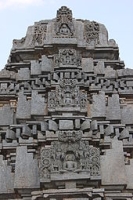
[62, 153, 77, 171]
[59, 23, 71, 35]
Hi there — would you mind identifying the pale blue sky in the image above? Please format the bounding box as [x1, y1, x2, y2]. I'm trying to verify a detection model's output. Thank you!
[0, 0, 133, 69]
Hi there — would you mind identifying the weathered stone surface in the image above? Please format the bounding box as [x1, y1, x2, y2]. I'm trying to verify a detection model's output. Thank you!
[82, 58, 94, 72]
[0, 155, 14, 193]
[16, 91, 31, 119]
[89, 91, 106, 118]
[104, 125, 114, 136]
[31, 90, 47, 115]
[81, 119, 90, 130]
[91, 120, 98, 131]
[59, 120, 73, 130]
[49, 120, 58, 131]
[105, 66, 116, 78]
[21, 124, 31, 138]
[41, 55, 53, 72]
[0, 105, 14, 125]
[14, 146, 40, 189]
[100, 139, 127, 187]
[125, 159, 133, 189]
[0, 5, 133, 200]
[6, 129, 16, 140]
[0, 69, 16, 79]
[117, 68, 133, 77]
[75, 119, 80, 129]
[94, 61, 105, 74]
[119, 128, 129, 139]
[17, 68, 30, 81]
[121, 105, 133, 124]
[99, 23, 109, 46]
[31, 60, 41, 75]
[106, 94, 121, 120]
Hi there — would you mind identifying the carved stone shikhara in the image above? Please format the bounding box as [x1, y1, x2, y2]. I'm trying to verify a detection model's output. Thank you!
[0, 6, 133, 200]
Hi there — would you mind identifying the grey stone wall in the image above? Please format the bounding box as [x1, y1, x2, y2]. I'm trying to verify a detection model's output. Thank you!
[0, 6, 133, 200]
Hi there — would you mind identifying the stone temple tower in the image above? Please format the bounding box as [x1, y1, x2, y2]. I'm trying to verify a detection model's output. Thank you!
[0, 6, 133, 200]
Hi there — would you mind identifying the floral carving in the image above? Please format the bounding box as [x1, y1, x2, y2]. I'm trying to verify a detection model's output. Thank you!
[84, 20, 99, 45]
[40, 148, 51, 179]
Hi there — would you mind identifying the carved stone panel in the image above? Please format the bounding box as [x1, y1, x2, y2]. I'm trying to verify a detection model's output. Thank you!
[58, 130, 82, 142]
[32, 24, 47, 45]
[54, 49, 81, 68]
[84, 20, 99, 45]
[48, 78, 87, 112]
[40, 148, 51, 181]
[40, 132, 100, 182]
[54, 6, 75, 37]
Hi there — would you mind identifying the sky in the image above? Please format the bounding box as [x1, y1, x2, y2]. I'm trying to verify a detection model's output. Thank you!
[0, 0, 133, 69]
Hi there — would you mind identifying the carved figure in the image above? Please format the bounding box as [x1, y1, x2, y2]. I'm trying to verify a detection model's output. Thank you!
[40, 139, 100, 178]
[59, 23, 71, 35]
[55, 6, 74, 37]
[63, 153, 77, 171]
[48, 78, 87, 111]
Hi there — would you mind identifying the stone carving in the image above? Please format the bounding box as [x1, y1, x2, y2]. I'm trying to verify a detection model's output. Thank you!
[40, 148, 51, 179]
[54, 6, 74, 37]
[0, 5, 133, 200]
[84, 20, 99, 45]
[48, 91, 56, 109]
[40, 139, 100, 180]
[54, 49, 81, 67]
[48, 78, 87, 111]
[32, 24, 47, 45]
[58, 130, 82, 142]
